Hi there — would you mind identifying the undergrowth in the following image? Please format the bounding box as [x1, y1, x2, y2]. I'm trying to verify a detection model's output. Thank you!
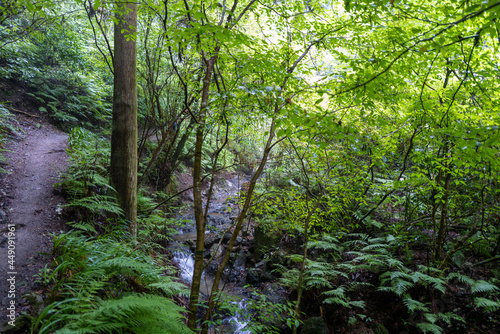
[0, 20, 112, 130]
[31, 126, 193, 333]
[0, 104, 19, 172]
[276, 231, 500, 334]
[33, 229, 191, 334]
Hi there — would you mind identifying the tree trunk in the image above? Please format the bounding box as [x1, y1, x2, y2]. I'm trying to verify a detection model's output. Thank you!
[110, 1, 138, 238]
[434, 167, 451, 261]
[187, 51, 219, 330]
[201, 119, 277, 334]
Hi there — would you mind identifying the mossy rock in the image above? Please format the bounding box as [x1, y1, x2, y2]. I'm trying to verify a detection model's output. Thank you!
[253, 224, 282, 262]
[301, 316, 328, 334]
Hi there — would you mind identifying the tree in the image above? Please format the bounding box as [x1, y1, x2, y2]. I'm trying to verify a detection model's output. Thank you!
[110, 0, 138, 238]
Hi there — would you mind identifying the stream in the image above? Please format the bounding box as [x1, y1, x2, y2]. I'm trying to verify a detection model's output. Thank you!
[172, 248, 252, 334]
[170, 173, 253, 333]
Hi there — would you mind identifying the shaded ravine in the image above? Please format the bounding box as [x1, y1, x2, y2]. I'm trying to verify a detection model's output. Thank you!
[0, 117, 68, 329]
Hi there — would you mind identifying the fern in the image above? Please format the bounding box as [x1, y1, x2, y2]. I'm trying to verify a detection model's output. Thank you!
[361, 243, 389, 252]
[439, 312, 466, 325]
[446, 272, 475, 285]
[416, 322, 442, 334]
[97, 257, 153, 276]
[149, 281, 189, 297]
[323, 287, 365, 309]
[403, 297, 430, 313]
[379, 278, 414, 296]
[67, 221, 97, 234]
[64, 195, 123, 216]
[52, 294, 193, 334]
[34, 231, 190, 333]
[470, 280, 499, 294]
[305, 276, 333, 289]
[308, 235, 343, 253]
[474, 297, 500, 312]
[410, 271, 446, 294]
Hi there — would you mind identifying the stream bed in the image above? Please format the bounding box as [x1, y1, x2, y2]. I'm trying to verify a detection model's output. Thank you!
[169, 172, 254, 333]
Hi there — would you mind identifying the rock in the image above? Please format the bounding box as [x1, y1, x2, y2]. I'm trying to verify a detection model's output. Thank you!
[246, 268, 261, 285]
[204, 233, 221, 248]
[255, 260, 266, 268]
[262, 283, 286, 305]
[253, 224, 282, 262]
[232, 250, 248, 268]
[301, 317, 328, 334]
[210, 243, 223, 259]
[25, 292, 45, 315]
[185, 239, 195, 252]
[223, 231, 232, 242]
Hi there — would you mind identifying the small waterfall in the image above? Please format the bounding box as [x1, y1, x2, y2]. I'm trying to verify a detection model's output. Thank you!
[173, 245, 253, 333]
[172, 247, 195, 283]
[170, 172, 256, 332]
[224, 299, 251, 334]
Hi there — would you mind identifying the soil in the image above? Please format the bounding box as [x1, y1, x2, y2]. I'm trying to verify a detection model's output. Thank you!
[0, 115, 69, 329]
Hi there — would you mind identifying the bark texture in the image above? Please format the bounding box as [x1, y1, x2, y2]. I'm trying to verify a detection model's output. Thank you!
[110, 1, 138, 238]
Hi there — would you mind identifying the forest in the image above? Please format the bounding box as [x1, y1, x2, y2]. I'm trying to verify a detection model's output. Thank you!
[0, 0, 499, 333]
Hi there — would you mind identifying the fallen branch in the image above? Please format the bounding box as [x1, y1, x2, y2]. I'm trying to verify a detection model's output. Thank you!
[473, 255, 500, 267]
[8, 107, 39, 118]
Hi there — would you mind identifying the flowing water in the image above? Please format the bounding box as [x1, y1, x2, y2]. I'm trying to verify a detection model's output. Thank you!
[172, 246, 195, 283]
[224, 299, 252, 334]
[170, 172, 253, 333]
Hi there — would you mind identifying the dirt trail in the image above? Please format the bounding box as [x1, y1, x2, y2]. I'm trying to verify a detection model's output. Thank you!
[0, 116, 68, 327]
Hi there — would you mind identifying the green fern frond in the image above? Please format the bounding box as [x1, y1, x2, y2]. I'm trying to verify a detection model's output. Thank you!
[348, 300, 366, 308]
[403, 297, 430, 313]
[474, 297, 500, 312]
[417, 265, 444, 277]
[446, 272, 475, 285]
[308, 239, 343, 253]
[423, 312, 438, 324]
[149, 281, 189, 297]
[386, 257, 404, 268]
[324, 286, 346, 298]
[416, 322, 442, 334]
[410, 272, 447, 294]
[471, 280, 499, 294]
[323, 297, 351, 308]
[382, 270, 412, 282]
[65, 195, 123, 216]
[97, 257, 152, 276]
[361, 243, 389, 253]
[305, 276, 332, 289]
[378, 279, 414, 296]
[367, 237, 386, 244]
[67, 221, 97, 234]
[439, 312, 466, 325]
[323, 289, 365, 309]
[52, 294, 193, 334]
[288, 254, 303, 263]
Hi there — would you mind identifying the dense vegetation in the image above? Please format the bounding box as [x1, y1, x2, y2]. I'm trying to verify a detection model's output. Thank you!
[1, 0, 499, 333]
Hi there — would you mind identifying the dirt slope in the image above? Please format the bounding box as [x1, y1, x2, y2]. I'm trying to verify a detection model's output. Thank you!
[0, 115, 68, 329]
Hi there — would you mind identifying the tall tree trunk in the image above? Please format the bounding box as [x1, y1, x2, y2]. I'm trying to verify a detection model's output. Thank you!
[110, 1, 138, 238]
[187, 51, 219, 330]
